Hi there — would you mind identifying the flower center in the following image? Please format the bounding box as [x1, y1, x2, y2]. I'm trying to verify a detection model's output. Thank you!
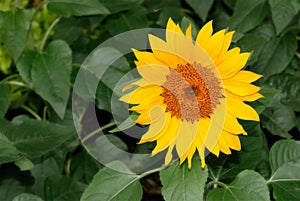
[160, 63, 223, 122]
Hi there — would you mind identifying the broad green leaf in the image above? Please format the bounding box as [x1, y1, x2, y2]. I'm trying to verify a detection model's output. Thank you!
[12, 193, 43, 201]
[207, 170, 270, 201]
[250, 86, 277, 114]
[223, 0, 237, 9]
[14, 157, 34, 171]
[0, 178, 26, 201]
[47, 0, 110, 17]
[268, 140, 300, 201]
[70, 151, 101, 184]
[238, 34, 268, 64]
[207, 122, 268, 180]
[251, 33, 297, 80]
[53, 17, 85, 44]
[228, 0, 269, 33]
[267, 58, 300, 111]
[44, 175, 87, 201]
[269, 0, 300, 34]
[80, 162, 142, 201]
[106, 6, 148, 35]
[30, 157, 60, 197]
[158, 7, 185, 27]
[160, 159, 208, 201]
[100, 0, 144, 13]
[261, 92, 296, 138]
[0, 131, 22, 164]
[0, 84, 10, 117]
[0, 118, 75, 158]
[17, 40, 72, 118]
[185, 0, 214, 21]
[0, 9, 32, 61]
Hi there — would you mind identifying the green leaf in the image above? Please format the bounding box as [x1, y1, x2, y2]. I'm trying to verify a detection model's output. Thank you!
[237, 34, 268, 64]
[0, 131, 22, 165]
[207, 170, 270, 201]
[229, 0, 269, 33]
[47, 0, 110, 17]
[267, 58, 300, 112]
[160, 158, 208, 201]
[17, 40, 72, 119]
[106, 6, 148, 35]
[100, 0, 144, 13]
[0, 118, 75, 158]
[251, 33, 297, 80]
[80, 162, 142, 201]
[185, 0, 214, 22]
[44, 175, 87, 201]
[12, 193, 44, 201]
[0, 178, 26, 201]
[14, 157, 34, 171]
[268, 140, 300, 201]
[0, 9, 32, 61]
[0, 84, 10, 117]
[261, 92, 296, 138]
[70, 151, 101, 184]
[30, 157, 61, 197]
[269, 0, 300, 34]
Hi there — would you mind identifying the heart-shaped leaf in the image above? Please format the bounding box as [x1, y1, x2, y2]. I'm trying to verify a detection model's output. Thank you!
[0, 84, 10, 117]
[207, 170, 270, 201]
[17, 40, 72, 119]
[268, 140, 300, 201]
[160, 159, 208, 201]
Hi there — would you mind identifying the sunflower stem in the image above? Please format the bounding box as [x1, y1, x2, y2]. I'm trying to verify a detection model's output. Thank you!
[81, 122, 115, 143]
[21, 105, 42, 120]
[40, 16, 61, 51]
[205, 180, 228, 190]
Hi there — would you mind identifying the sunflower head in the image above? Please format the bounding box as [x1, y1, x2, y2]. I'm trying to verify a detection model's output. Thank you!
[120, 18, 262, 169]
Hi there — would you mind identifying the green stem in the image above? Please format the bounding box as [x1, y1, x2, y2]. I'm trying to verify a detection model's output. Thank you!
[4, 81, 29, 88]
[21, 105, 42, 120]
[137, 166, 164, 179]
[81, 122, 115, 143]
[40, 16, 61, 51]
[43, 106, 48, 120]
[281, 26, 300, 37]
[296, 52, 300, 60]
[0, 74, 20, 83]
[205, 180, 228, 190]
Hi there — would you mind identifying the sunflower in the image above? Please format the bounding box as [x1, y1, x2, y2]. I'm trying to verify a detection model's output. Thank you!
[120, 18, 262, 168]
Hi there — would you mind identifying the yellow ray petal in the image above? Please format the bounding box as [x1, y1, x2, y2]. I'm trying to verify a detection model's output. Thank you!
[201, 29, 226, 62]
[152, 116, 181, 154]
[175, 121, 198, 161]
[120, 85, 163, 104]
[226, 97, 259, 121]
[226, 90, 263, 102]
[132, 49, 166, 66]
[136, 64, 170, 85]
[219, 31, 235, 57]
[196, 20, 213, 47]
[223, 131, 241, 151]
[165, 143, 175, 166]
[185, 24, 192, 40]
[223, 80, 260, 96]
[222, 111, 247, 134]
[217, 52, 250, 79]
[225, 70, 262, 83]
[138, 106, 168, 143]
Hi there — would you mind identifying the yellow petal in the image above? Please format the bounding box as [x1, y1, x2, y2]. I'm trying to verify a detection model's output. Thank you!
[223, 131, 241, 151]
[185, 24, 192, 40]
[219, 31, 235, 58]
[225, 70, 262, 83]
[226, 90, 263, 102]
[152, 116, 181, 154]
[227, 97, 260, 121]
[175, 121, 198, 161]
[138, 106, 168, 143]
[222, 111, 247, 135]
[120, 85, 163, 104]
[218, 51, 250, 79]
[201, 29, 226, 61]
[223, 80, 260, 96]
[196, 20, 213, 47]
[136, 64, 170, 85]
